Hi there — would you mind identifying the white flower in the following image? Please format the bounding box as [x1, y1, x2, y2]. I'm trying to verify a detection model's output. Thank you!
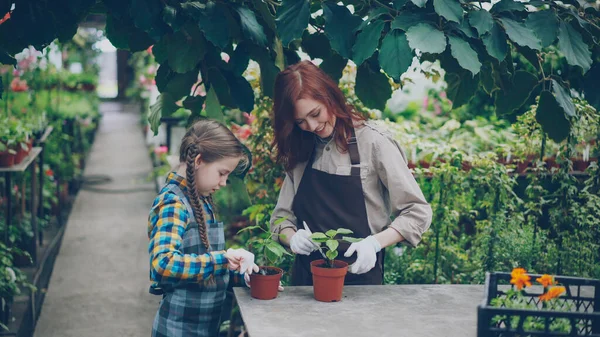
[6, 267, 16, 283]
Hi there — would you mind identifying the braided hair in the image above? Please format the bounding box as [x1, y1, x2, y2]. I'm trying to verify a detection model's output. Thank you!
[179, 119, 250, 251]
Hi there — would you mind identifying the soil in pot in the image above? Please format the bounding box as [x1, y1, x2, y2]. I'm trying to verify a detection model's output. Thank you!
[249, 266, 283, 300]
[311, 259, 348, 302]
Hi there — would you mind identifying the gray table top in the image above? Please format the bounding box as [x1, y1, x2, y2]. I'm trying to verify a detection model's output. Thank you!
[234, 284, 485, 337]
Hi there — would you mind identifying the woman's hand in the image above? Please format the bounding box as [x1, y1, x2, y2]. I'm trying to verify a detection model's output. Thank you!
[225, 248, 259, 275]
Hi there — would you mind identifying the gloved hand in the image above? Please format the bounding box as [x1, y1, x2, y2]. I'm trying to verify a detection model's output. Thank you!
[244, 273, 285, 291]
[289, 222, 319, 255]
[344, 235, 382, 274]
[225, 248, 259, 275]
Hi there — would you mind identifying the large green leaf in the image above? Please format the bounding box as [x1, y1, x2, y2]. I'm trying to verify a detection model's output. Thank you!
[445, 71, 479, 108]
[225, 73, 255, 113]
[129, 31, 155, 53]
[468, 10, 494, 36]
[406, 23, 447, 54]
[336, 228, 354, 235]
[355, 7, 389, 33]
[230, 42, 251, 75]
[352, 20, 386, 66]
[253, 0, 276, 32]
[410, 0, 429, 8]
[448, 36, 481, 75]
[494, 70, 538, 115]
[326, 239, 339, 252]
[479, 62, 500, 95]
[391, 12, 431, 31]
[310, 232, 329, 242]
[322, 2, 363, 59]
[156, 64, 199, 99]
[105, 15, 131, 50]
[379, 30, 414, 80]
[355, 61, 392, 110]
[168, 25, 207, 73]
[499, 18, 541, 50]
[302, 32, 332, 60]
[207, 67, 234, 107]
[235, 6, 268, 47]
[535, 90, 570, 143]
[152, 36, 168, 64]
[491, 0, 526, 13]
[482, 22, 508, 62]
[551, 79, 576, 117]
[149, 93, 179, 135]
[433, 0, 463, 24]
[197, 2, 230, 49]
[557, 21, 592, 73]
[393, 0, 409, 9]
[526, 10, 558, 48]
[248, 45, 280, 97]
[204, 86, 224, 122]
[320, 52, 348, 83]
[583, 64, 600, 111]
[276, 0, 310, 47]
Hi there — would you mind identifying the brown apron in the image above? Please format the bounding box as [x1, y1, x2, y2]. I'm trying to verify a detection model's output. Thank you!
[291, 129, 384, 286]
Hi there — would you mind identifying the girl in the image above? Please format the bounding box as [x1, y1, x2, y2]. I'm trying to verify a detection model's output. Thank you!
[270, 61, 433, 285]
[148, 119, 257, 337]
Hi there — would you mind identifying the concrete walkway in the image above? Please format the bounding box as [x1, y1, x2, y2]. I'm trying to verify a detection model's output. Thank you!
[34, 102, 158, 337]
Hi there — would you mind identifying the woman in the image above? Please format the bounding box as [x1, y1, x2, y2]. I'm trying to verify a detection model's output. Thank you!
[270, 61, 432, 285]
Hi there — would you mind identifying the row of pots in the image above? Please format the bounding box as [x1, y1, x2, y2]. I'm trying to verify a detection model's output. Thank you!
[0, 140, 33, 168]
[250, 259, 349, 302]
[408, 157, 598, 173]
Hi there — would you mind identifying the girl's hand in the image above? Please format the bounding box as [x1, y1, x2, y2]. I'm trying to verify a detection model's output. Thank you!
[225, 248, 259, 275]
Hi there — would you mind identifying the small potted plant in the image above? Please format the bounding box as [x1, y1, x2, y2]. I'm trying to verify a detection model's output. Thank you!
[309, 228, 361, 302]
[237, 215, 291, 300]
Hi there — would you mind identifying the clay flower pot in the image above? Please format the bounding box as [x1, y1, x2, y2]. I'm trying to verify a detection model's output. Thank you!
[249, 266, 283, 300]
[310, 259, 348, 302]
[0, 150, 15, 167]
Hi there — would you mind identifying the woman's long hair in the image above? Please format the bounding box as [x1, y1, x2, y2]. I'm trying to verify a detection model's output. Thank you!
[272, 60, 365, 171]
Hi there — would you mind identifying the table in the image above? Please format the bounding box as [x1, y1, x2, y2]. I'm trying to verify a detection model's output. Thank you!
[234, 285, 484, 337]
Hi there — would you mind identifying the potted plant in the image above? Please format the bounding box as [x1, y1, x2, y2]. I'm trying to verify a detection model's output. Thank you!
[0, 120, 17, 167]
[309, 228, 361, 302]
[237, 215, 291, 300]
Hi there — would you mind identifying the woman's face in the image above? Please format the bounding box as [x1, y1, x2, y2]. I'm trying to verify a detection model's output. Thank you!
[194, 155, 241, 196]
[293, 98, 336, 138]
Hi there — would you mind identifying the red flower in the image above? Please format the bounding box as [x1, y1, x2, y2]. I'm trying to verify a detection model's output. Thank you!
[10, 77, 29, 92]
[45, 168, 54, 177]
[0, 12, 10, 25]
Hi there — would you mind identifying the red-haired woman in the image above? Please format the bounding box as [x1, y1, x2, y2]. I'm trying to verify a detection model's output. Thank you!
[270, 61, 432, 285]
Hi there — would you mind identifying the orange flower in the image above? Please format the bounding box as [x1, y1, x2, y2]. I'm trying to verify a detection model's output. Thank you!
[0, 12, 10, 25]
[536, 274, 555, 288]
[539, 286, 566, 301]
[510, 268, 531, 290]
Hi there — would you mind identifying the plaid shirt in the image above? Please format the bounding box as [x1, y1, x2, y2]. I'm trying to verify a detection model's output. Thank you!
[148, 172, 243, 288]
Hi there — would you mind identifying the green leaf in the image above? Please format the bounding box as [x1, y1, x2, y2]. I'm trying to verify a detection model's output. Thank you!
[499, 18, 541, 50]
[149, 93, 179, 135]
[156, 65, 199, 99]
[326, 230, 338, 238]
[557, 21, 592, 73]
[266, 241, 285, 259]
[183, 95, 205, 114]
[204, 86, 224, 122]
[355, 7, 389, 33]
[236, 225, 263, 234]
[253, 0, 277, 32]
[482, 22, 508, 62]
[302, 32, 332, 60]
[230, 42, 251, 75]
[379, 30, 414, 81]
[479, 62, 499, 95]
[491, 0, 526, 13]
[410, 0, 429, 8]
[320, 52, 348, 83]
[535, 90, 570, 143]
[326, 239, 339, 252]
[225, 73, 255, 113]
[526, 10, 558, 48]
[152, 36, 168, 64]
[393, 0, 409, 9]
[207, 66, 234, 107]
[326, 249, 338, 261]
[551, 79, 576, 117]
[469, 10, 494, 36]
[406, 23, 447, 54]
[105, 15, 131, 50]
[494, 70, 538, 115]
[391, 12, 430, 31]
[445, 71, 479, 108]
[356, 61, 392, 110]
[248, 45, 280, 97]
[433, 0, 463, 24]
[336, 228, 354, 235]
[235, 6, 268, 47]
[342, 236, 363, 243]
[276, 0, 310, 47]
[310, 232, 329, 242]
[583, 64, 600, 111]
[168, 25, 207, 73]
[322, 2, 363, 59]
[197, 3, 230, 49]
[352, 20, 386, 66]
[448, 36, 481, 75]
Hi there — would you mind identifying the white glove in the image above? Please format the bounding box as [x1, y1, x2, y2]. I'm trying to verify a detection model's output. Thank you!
[344, 235, 382, 274]
[289, 222, 319, 255]
[244, 273, 284, 291]
[225, 248, 259, 275]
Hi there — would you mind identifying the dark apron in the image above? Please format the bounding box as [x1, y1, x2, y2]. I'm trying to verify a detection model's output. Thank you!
[291, 129, 384, 286]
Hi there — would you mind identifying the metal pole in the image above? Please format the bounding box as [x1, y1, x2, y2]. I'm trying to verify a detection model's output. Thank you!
[4, 172, 11, 245]
[38, 144, 44, 246]
[30, 160, 37, 265]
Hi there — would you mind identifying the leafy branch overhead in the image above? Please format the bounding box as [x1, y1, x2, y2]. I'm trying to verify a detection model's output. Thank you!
[1, 0, 599, 140]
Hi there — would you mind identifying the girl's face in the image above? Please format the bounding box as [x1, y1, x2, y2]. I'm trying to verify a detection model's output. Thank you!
[293, 98, 336, 138]
[194, 156, 242, 196]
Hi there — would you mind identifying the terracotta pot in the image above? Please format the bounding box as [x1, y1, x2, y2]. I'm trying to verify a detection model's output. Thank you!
[311, 259, 348, 302]
[0, 151, 15, 167]
[572, 159, 588, 172]
[14, 146, 28, 164]
[249, 266, 283, 300]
